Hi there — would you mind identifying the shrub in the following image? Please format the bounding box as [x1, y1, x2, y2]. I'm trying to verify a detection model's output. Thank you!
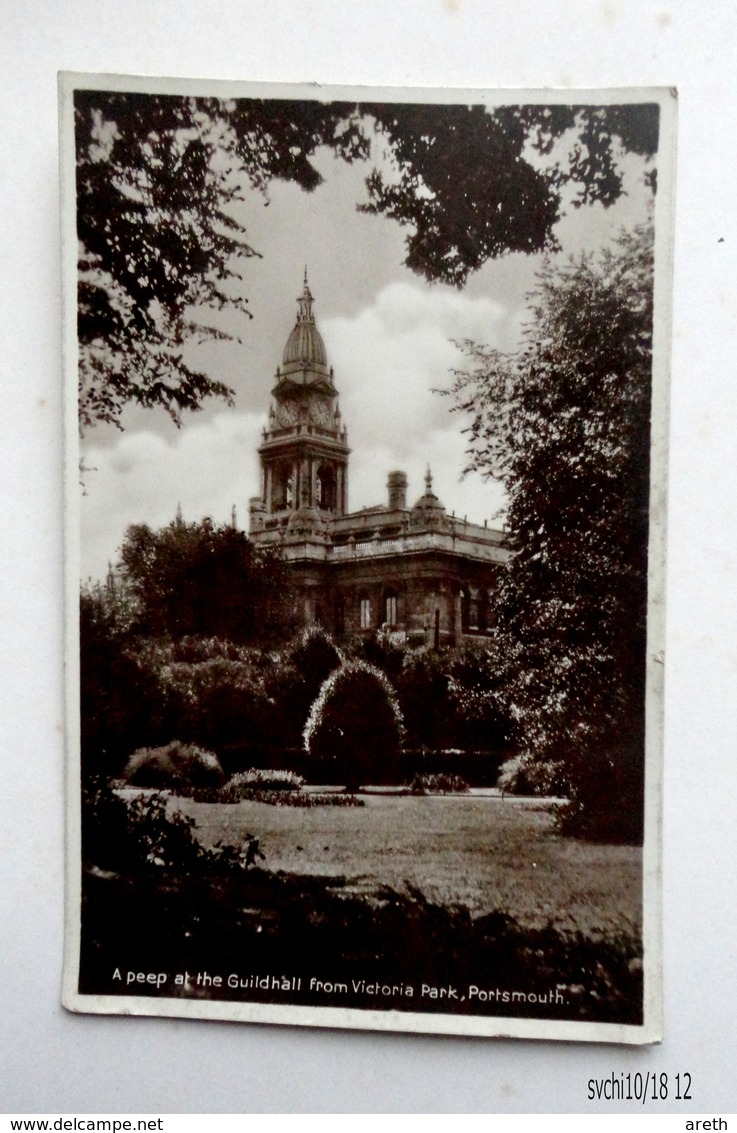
[409, 772, 470, 795]
[396, 647, 454, 749]
[294, 793, 365, 808]
[497, 755, 535, 796]
[219, 768, 305, 800]
[447, 638, 513, 750]
[118, 792, 202, 868]
[304, 661, 404, 791]
[353, 625, 408, 685]
[159, 644, 278, 752]
[555, 741, 644, 843]
[79, 586, 166, 779]
[123, 741, 226, 789]
[286, 625, 342, 684]
[497, 753, 569, 798]
[83, 784, 265, 873]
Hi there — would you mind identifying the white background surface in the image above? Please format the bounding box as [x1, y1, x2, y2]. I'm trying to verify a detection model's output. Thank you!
[2, 0, 736, 1114]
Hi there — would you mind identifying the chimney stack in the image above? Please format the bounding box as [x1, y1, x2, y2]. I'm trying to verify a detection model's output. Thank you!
[387, 470, 408, 511]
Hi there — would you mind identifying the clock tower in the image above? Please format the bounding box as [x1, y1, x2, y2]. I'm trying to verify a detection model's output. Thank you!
[248, 267, 507, 643]
[251, 271, 350, 534]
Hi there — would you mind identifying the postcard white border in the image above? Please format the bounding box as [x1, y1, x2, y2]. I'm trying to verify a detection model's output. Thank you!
[60, 73, 676, 1045]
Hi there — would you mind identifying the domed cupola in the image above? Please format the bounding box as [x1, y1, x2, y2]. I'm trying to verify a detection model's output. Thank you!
[281, 269, 330, 378]
[410, 467, 448, 529]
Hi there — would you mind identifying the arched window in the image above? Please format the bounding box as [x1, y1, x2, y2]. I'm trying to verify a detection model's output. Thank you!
[316, 464, 337, 510]
[273, 463, 294, 510]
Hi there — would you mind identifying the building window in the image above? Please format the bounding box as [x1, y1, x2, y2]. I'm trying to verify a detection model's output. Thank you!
[360, 596, 371, 630]
[460, 589, 470, 633]
[273, 463, 294, 510]
[316, 464, 337, 511]
[385, 591, 397, 627]
[477, 588, 489, 633]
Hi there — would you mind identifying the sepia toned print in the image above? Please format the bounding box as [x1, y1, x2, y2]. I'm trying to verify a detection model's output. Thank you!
[61, 75, 675, 1041]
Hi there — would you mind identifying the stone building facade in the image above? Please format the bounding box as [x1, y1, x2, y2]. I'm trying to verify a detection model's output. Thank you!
[249, 273, 508, 646]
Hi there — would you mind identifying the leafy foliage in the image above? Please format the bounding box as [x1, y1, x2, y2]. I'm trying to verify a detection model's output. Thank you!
[83, 784, 265, 874]
[82, 785, 186, 870]
[350, 625, 408, 686]
[496, 753, 568, 799]
[80, 582, 164, 776]
[267, 626, 343, 746]
[409, 772, 470, 795]
[356, 636, 511, 752]
[446, 638, 514, 750]
[79, 606, 280, 777]
[119, 514, 294, 644]
[394, 645, 454, 749]
[75, 93, 369, 431]
[129, 635, 278, 756]
[451, 227, 654, 840]
[80, 516, 295, 778]
[122, 740, 225, 789]
[79, 610, 343, 779]
[304, 661, 405, 791]
[75, 92, 658, 430]
[221, 768, 306, 795]
[80, 589, 513, 785]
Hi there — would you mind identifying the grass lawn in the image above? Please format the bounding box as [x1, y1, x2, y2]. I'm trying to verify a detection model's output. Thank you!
[172, 791, 641, 942]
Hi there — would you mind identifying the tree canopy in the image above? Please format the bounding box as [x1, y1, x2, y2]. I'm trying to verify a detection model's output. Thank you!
[304, 660, 404, 791]
[75, 93, 370, 431]
[118, 513, 294, 643]
[74, 91, 659, 431]
[451, 226, 654, 840]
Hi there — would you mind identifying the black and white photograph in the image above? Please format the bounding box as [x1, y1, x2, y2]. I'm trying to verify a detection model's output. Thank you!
[61, 77, 674, 1042]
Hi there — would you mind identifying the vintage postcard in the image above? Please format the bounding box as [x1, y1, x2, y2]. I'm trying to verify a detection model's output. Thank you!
[61, 75, 675, 1042]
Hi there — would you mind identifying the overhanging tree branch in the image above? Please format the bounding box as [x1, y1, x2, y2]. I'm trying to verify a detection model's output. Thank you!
[75, 92, 659, 433]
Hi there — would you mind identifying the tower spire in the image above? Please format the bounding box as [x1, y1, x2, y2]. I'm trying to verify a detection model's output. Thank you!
[281, 268, 326, 368]
[297, 268, 314, 324]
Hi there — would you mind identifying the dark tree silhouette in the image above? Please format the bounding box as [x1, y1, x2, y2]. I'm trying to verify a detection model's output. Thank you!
[74, 90, 659, 431]
[119, 514, 294, 643]
[451, 226, 654, 840]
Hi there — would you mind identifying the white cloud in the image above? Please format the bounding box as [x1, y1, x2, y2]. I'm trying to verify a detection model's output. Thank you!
[80, 412, 265, 581]
[323, 280, 507, 515]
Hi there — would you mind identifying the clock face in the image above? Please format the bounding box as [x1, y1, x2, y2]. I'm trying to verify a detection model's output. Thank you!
[276, 397, 298, 426]
[310, 399, 331, 427]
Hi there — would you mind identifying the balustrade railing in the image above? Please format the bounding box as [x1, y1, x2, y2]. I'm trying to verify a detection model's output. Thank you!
[330, 530, 504, 562]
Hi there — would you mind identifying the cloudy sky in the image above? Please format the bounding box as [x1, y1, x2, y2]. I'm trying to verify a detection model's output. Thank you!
[79, 103, 652, 581]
